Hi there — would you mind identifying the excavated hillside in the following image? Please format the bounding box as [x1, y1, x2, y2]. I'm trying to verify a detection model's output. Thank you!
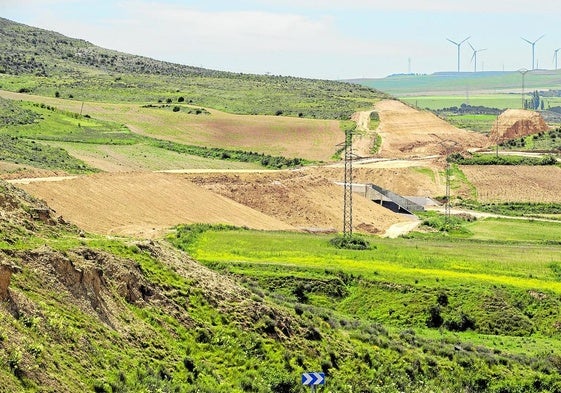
[374, 100, 489, 157]
[0, 180, 311, 392]
[489, 109, 549, 143]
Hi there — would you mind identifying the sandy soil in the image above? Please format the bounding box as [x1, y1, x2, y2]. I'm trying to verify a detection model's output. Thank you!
[186, 168, 411, 234]
[375, 100, 489, 158]
[351, 109, 379, 157]
[14, 169, 413, 238]
[461, 165, 561, 203]
[16, 172, 296, 237]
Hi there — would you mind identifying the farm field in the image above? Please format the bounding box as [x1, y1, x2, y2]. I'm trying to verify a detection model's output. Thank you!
[353, 70, 561, 97]
[460, 165, 561, 203]
[14, 172, 297, 237]
[0, 90, 344, 162]
[14, 169, 412, 237]
[183, 224, 561, 356]
[400, 94, 561, 111]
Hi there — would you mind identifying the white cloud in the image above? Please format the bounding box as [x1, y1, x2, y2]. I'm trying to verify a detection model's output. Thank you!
[252, 0, 561, 13]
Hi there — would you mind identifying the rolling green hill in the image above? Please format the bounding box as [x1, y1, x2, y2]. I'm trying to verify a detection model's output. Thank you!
[4, 183, 561, 392]
[350, 70, 561, 97]
[0, 17, 386, 120]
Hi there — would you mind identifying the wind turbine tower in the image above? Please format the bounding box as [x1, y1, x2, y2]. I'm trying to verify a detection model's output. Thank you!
[521, 35, 544, 70]
[447, 36, 470, 72]
[554, 48, 561, 70]
[468, 42, 486, 73]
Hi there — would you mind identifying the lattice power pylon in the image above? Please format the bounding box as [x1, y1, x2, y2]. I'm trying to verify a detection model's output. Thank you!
[343, 128, 353, 238]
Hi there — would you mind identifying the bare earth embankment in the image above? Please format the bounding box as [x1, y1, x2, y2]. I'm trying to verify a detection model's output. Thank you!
[374, 100, 489, 157]
[15, 169, 412, 238]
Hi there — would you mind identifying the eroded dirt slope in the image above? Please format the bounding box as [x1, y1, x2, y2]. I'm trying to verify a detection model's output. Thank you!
[375, 100, 489, 157]
[187, 168, 411, 234]
[489, 109, 549, 143]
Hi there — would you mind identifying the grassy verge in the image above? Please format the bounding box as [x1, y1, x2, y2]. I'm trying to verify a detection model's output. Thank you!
[448, 152, 558, 166]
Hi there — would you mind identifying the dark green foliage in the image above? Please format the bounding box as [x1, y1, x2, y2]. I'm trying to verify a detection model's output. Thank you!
[448, 152, 558, 166]
[330, 235, 371, 250]
[151, 139, 308, 169]
[500, 127, 561, 151]
[426, 305, 443, 328]
[168, 223, 244, 251]
[0, 96, 38, 126]
[417, 210, 473, 233]
[0, 135, 97, 173]
[434, 103, 502, 115]
[458, 201, 561, 218]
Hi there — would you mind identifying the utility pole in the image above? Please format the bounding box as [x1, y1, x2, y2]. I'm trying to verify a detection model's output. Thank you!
[518, 68, 529, 109]
[343, 128, 354, 238]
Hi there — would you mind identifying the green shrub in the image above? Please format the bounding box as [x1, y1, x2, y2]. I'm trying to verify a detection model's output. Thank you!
[329, 235, 371, 250]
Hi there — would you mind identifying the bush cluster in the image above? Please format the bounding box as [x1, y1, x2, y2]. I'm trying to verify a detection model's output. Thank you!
[448, 152, 558, 166]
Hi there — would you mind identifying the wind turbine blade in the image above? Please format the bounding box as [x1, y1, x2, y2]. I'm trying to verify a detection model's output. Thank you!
[446, 38, 458, 45]
[536, 34, 545, 43]
[468, 42, 475, 51]
[521, 37, 533, 45]
[460, 36, 471, 45]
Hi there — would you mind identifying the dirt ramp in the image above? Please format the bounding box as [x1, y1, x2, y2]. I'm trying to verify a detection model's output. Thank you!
[17, 172, 295, 237]
[375, 100, 489, 157]
[489, 109, 549, 143]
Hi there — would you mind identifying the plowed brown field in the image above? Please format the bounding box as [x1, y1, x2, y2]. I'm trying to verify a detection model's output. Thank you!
[461, 165, 561, 203]
[15, 169, 412, 238]
[375, 100, 489, 157]
[17, 172, 296, 237]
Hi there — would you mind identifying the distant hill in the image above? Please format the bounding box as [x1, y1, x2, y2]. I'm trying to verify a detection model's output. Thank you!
[349, 70, 561, 96]
[0, 17, 387, 119]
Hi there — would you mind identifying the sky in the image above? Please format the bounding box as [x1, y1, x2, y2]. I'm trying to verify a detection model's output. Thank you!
[2, 0, 561, 80]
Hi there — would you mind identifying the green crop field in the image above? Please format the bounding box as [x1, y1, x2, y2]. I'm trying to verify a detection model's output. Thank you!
[401, 94, 561, 111]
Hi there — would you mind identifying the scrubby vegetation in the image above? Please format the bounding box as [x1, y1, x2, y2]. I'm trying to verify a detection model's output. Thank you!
[500, 127, 561, 151]
[177, 225, 561, 392]
[458, 200, 561, 219]
[0, 17, 386, 120]
[448, 152, 558, 166]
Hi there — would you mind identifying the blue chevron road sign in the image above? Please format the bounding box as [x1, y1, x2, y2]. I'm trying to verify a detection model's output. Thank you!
[302, 372, 325, 386]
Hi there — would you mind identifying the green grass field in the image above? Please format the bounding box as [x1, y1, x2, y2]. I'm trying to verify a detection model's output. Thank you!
[401, 94, 561, 111]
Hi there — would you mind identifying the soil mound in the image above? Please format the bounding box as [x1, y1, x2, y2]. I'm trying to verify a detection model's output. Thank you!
[186, 168, 410, 234]
[374, 100, 489, 158]
[489, 109, 549, 143]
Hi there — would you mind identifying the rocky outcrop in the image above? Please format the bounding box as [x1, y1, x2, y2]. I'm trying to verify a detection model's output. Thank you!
[489, 109, 549, 143]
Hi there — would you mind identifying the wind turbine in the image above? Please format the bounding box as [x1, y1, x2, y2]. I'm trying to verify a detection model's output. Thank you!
[468, 42, 486, 73]
[521, 35, 544, 70]
[447, 36, 470, 72]
[554, 48, 561, 70]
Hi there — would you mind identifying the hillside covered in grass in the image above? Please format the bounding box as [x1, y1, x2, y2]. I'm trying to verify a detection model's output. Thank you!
[0, 17, 386, 120]
[3, 182, 561, 392]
